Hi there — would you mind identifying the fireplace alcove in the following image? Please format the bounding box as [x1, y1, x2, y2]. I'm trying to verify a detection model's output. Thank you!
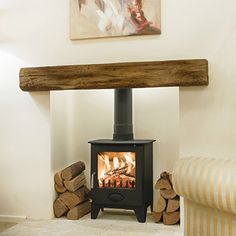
[19, 59, 209, 222]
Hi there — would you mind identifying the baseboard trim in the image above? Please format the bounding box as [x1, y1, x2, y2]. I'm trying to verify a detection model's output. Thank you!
[0, 215, 26, 223]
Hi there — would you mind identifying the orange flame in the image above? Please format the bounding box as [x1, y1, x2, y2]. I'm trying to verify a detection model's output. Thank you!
[98, 152, 136, 189]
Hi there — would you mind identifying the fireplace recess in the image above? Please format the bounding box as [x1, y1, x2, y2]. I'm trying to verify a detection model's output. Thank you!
[19, 59, 208, 222]
[89, 88, 155, 223]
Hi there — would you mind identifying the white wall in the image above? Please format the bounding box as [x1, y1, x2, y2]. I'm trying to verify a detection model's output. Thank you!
[1, 0, 235, 220]
[180, 0, 236, 160]
[0, 51, 52, 219]
[0, 1, 55, 219]
[1, 0, 178, 220]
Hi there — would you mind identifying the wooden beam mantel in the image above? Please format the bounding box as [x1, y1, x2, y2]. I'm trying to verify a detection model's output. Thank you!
[19, 59, 208, 92]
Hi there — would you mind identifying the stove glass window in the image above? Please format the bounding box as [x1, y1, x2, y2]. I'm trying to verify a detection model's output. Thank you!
[97, 152, 136, 189]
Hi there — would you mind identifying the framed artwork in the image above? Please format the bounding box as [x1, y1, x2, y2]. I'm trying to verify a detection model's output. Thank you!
[70, 0, 161, 40]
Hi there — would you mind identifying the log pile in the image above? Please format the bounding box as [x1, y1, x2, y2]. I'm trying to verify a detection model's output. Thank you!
[53, 161, 91, 220]
[153, 172, 180, 225]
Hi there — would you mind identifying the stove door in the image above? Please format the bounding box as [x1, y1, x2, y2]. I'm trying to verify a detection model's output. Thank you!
[90, 144, 144, 206]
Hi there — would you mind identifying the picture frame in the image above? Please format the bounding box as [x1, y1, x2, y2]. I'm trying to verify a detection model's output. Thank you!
[70, 0, 161, 40]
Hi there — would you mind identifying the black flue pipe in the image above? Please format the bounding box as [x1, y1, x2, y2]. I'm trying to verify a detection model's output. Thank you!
[113, 89, 134, 141]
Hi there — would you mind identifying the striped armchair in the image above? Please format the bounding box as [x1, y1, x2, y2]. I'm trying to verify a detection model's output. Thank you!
[172, 157, 236, 236]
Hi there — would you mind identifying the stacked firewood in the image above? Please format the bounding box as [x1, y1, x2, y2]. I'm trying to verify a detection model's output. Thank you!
[152, 172, 180, 225]
[53, 161, 91, 220]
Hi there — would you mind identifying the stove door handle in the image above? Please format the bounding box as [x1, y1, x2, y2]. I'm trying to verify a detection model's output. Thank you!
[91, 172, 95, 189]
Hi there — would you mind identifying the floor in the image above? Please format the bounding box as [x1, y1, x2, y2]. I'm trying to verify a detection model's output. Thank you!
[0, 223, 17, 234]
[0, 210, 183, 236]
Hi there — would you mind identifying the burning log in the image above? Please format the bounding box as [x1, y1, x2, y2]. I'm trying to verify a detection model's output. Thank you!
[98, 152, 136, 189]
[120, 174, 135, 181]
[101, 177, 135, 189]
[104, 165, 129, 177]
[152, 171, 180, 225]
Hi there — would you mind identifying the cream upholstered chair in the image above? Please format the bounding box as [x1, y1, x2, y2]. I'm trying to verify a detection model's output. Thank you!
[172, 157, 236, 236]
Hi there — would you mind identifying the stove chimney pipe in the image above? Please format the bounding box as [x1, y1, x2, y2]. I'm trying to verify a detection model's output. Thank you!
[113, 89, 134, 141]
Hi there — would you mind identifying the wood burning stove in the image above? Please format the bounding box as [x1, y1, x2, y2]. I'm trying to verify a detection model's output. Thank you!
[89, 89, 155, 223]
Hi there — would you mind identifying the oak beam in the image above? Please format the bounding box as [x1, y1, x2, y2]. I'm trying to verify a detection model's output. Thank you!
[19, 59, 208, 92]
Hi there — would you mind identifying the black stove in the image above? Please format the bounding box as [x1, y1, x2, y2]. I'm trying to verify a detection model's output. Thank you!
[89, 89, 155, 223]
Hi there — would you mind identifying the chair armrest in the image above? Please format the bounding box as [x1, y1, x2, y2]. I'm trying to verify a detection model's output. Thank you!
[172, 157, 236, 214]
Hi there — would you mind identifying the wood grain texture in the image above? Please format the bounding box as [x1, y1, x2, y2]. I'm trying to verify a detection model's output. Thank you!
[156, 195, 167, 212]
[155, 177, 172, 190]
[166, 197, 180, 212]
[54, 171, 64, 187]
[152, 211, 163, 223]
[61, 161, 85, 181]
[64, 177, 86, 192]
[19, 59, 209, 91]
[160, 189, 177, 199]
[53, 198, 69, 218]
[59, 186, 90, 209]
[54, 184, 67, 194]
[66, 201, 91, 220]
[163, 211, 180, 225]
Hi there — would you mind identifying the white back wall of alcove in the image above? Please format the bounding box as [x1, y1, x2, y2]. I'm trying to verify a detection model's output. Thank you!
[1, 0, 235, 219]
[51, 88, 179, 205]
[51, 88, 179, 213]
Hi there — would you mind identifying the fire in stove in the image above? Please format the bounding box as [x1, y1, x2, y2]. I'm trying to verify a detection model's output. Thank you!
[98, 152, 136, 189]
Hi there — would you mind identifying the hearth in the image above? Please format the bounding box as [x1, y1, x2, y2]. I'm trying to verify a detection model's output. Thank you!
[89, 89, 155, 223]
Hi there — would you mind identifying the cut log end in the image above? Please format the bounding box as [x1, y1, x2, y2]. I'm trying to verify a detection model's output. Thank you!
[54, 171, 64, 186]
[155, 178, 172, 190]
[64, 172, 86, 192]
[154, 171, 180, 225]
[53, 198, 69, 218]
[152, 211, 163, 223]
[61, 161, 85, 181]
[163, 211, 180, 225]
[160, 189, 177, 199]
[166, 197, 180, 212]
[55, 184, 67, 194]
[59, 186, 90, 210]
[156, 195, 167, 212]
[67, 201, 91, 220]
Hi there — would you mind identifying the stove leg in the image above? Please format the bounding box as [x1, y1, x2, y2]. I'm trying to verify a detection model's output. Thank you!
[134, 206, 147, 223]
[91, 203, 100, 219]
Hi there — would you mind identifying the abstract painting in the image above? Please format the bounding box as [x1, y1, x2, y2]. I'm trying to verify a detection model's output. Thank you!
[70, 0, 161, 40]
